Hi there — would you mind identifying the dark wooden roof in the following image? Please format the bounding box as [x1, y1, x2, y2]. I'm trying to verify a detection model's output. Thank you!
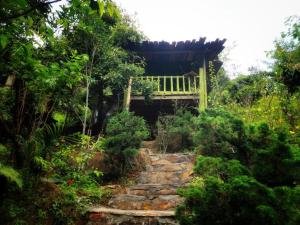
[126, 37, 226, 75]
[127, 38, 226, 62]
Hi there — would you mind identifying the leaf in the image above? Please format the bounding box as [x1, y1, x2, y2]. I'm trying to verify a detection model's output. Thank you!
[0, 164, 23, 188]
[0, 35, 9, 49]
[28, 17, 33, 27]
[15, 0, 27, 7]
[106, 1, 114, 17]
[97, 0, 105, 17]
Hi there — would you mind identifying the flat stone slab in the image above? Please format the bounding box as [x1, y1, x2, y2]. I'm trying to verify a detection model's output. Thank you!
[108, 194, 183, 210]
[139, 170, 193, 185]
[88, 207, 175, 217]
[150, 153, 194, 164]
[127, 184, 179, 196]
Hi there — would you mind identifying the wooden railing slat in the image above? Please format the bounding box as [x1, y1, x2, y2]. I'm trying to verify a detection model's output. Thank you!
[133, 75, 200, 95]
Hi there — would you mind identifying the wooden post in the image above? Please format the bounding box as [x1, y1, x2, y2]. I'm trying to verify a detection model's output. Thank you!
[157, 77, 160, 93]
[199, 58, 208, 111]
[203, 58, 208, 108]
[164, 76, 166, 93]
[123, 77, 132, 111]
[5, 74, 16, 87]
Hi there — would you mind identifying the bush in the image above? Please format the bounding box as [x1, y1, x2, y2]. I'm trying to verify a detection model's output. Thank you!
[176, 176, 299, 225]
[105, 111, 149, 176]
[251, 125, 300, 186]
[193, 109, 300, 186]
[194, 156, 250, 181]
[156, 109, 196, 152]
[193, 108, 250, 164]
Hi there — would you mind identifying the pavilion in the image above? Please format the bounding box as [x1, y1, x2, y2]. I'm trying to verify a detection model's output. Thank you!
[124, 38, 226, 122]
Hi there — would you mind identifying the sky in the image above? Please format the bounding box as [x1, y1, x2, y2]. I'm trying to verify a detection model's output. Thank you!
[114, 0, 300, 76]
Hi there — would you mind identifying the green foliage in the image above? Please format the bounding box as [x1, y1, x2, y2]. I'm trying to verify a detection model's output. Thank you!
[177, 176, 300, 225]
[221, 73, 274, 106]
[250, 124, 300, 186]
[156, 109, 196, 152]
[193, 108, 249, 163]
[176, 15, 300, 225]
[105, 111, 149, 176]
[0, 164, 23, 188]
[177, 108, 300, 225]
[0, 0, 146, 224]
[0, 87, 14, 122]
[194, 156, 250, 180]
[131, 78, 156, 101]
[271, 16, 300, 93]
[193, 108, 300, 185]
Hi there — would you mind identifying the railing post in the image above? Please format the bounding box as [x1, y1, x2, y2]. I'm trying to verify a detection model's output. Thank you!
[199, 58, 208, 112]
[171, 76, 173, 93]
[164, 76, 166, 93]
[123, 77, 132, 111]
[188, 77, 191, 93]
[183, 77, 186, 93]
[157, 77, 160, 93]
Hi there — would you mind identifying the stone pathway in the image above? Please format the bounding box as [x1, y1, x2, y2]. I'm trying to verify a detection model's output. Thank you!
[88, 143, 194, 225]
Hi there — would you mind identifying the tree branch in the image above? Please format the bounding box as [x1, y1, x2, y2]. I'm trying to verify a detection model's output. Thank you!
[0, 0, 62, 22]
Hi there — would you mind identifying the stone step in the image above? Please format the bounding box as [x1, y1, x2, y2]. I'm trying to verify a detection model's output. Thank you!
[126, 184, 180, 196]
[150, 153, 194, 164]
[146, 162, 192, 172]
[89, 206, 175, 216]
[139, 170, 193, 185]
[88, 207, 178, 225]
[108, 194, 183, 210]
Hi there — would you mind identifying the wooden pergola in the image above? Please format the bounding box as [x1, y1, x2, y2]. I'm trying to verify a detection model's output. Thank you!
[123, 37, 226, 112]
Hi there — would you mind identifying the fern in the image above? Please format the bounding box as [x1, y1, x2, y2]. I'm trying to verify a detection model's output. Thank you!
[0, 164, 23, 188]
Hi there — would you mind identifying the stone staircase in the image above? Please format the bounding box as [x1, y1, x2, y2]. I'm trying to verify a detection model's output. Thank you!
[88, 143, 194, 225]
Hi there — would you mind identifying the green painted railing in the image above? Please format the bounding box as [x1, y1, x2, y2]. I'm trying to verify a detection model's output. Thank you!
[133, 75, 200, 95]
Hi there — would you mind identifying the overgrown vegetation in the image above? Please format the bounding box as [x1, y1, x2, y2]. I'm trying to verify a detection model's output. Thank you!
[0, 1, 300, 225]
[105, 111, 149, 177]
[176, 16, 300, 225]
[0, 0, 150, 224]
[156, 109, 196, 153]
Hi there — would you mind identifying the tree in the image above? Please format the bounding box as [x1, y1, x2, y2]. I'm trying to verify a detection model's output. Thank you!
[272, 16, 300, 93]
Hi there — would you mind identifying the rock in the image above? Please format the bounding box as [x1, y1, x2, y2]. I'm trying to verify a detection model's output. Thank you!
[127, 184, 179, 196]
[87, 145, 194, 225]
[88, 207, 178, 225]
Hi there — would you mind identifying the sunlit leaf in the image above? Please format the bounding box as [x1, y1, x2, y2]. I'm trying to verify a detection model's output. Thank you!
[97, 0, 105, 17]
[106, 1, 114, 17]
[0, 164, 23, 188]
[0, 35, 9, 49]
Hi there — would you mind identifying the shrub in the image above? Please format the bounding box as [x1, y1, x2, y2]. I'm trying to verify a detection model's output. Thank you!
[251, 125, 300, 186]
[156, 109, 196, 152]
[105, 111, 149, 176]
[176, 176, 295, 225]
[193, 108, 251, 164]
[194, 156, 250, 181]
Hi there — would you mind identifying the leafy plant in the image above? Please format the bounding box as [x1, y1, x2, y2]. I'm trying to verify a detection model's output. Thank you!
[105, 111, 149, 176]
[177, 176, 299, 225]
[156, 109, 196, 152]
[0, 164, 23, 188]
[194, 156, 250, 181]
